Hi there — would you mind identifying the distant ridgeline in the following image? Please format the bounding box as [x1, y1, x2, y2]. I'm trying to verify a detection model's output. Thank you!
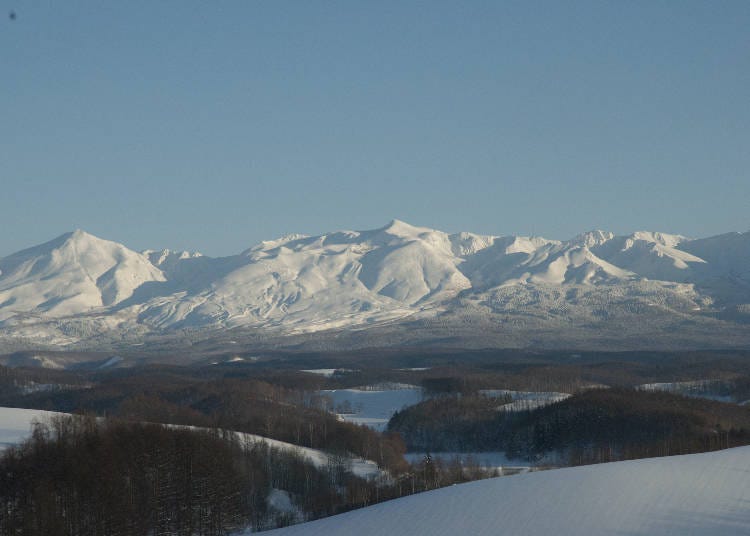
[0, 221, 749, 352]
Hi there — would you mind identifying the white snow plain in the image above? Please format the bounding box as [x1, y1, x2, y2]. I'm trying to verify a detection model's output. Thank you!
[321, 384, 423, 431]
[267, 446, 750, 536]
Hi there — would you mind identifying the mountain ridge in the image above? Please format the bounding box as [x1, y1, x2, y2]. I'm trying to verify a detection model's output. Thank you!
[1, 221, 749, 351]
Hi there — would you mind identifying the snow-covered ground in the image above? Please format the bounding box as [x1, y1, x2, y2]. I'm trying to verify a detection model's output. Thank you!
[229, 430, 384, 481]
[267, 446, 750, 535]
[322, 386, 568, 433]
[321, 384, 423, 431]
[403, 451, 534, 473]
[0, 407, 385, 481]
[266, 489, 304, 524]
[0, 407, 66, 451]
[638, 380, 735, 403]
[480, 389, 571, 411]
[301, 369, 340, 377]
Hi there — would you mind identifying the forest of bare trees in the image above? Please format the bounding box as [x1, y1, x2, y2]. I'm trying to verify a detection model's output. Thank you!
[388, 388, 750, 463]
[0, 415, 499, 535]
[2, 350, 750, 534]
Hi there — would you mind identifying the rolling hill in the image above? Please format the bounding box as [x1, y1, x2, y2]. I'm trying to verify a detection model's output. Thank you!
[264, 446, 750, 536]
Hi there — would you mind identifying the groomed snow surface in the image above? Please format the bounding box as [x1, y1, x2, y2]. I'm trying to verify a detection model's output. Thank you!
[267, 446, 750, 536]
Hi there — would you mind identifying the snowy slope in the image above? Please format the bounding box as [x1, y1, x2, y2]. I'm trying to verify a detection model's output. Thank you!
[1, 221, 749, 348]
[679, 232, 750, 306]
[0, 407, 385, 480]
[0, 407, 67, 451]
[231, 430, 384, 480]
[142, 248, 204, 279]
[0, 230, 164, 321]
[266, 446, 750, 536]
[589, 231, 705, 282]
[131, 220, 468, 330]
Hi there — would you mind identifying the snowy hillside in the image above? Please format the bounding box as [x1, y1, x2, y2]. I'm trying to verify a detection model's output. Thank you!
[0, 407, 385, 480]
[265, 446, 750, 536]
[1, 222, 749, 350]
[0, 407, 67, 451]
[0, 230, 164, 321]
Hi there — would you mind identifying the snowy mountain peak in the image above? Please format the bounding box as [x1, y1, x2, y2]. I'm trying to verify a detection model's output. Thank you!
[0, 222, 749, 349]
[570, 230, 615, 248]
[246, 233, 310, 254]
[57, 229, 123, 251]
[448, 232, 496, 256]
[1, 229, 112, 276]
[629, 231, 686, 248]
[143, 249, 204, 267]
[0, 230, 164, 320]
[383, 218, 411, 230]
[377, 219, 433, 239]
[67, 228, 90, 240]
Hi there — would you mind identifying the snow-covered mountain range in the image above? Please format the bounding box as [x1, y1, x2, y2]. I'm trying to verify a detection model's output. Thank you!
[1, 220, 749, 351]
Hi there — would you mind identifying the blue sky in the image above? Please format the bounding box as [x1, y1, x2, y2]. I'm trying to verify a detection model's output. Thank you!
[2, 1, 748, 256]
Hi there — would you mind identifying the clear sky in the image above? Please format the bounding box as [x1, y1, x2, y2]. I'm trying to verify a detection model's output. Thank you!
[1, 1, 749, 257]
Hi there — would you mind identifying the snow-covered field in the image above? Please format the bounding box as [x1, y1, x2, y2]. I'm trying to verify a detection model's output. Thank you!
[638, 380, 735, 403]
[321, 384, 423, 431]
[300, 369, 340, 377]
[0, 407, 66, 451]
[480, 389, 571, 411]
[268, 446, 750, 535]
[403, 451, 536, 473]
[321, 386, 568, 434]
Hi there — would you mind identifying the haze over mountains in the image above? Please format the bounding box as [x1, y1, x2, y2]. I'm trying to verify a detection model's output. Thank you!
[1, 220, 749, 352]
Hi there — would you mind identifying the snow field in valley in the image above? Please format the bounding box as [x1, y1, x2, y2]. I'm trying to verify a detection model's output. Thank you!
[320, 384, 424, 432]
